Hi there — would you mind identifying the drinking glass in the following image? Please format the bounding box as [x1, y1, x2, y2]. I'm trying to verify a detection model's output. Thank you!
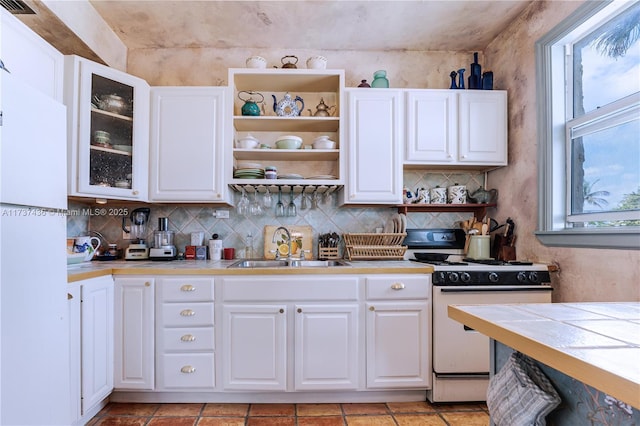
[237, 188, 250, 216]
[275, 186, 285, 217]
[310, 189, 319, 209]
[250, 190, 263, 216]
[300, 186, 309, 210]
[287, 186, 297, 216]
[262, 187, 273, 208]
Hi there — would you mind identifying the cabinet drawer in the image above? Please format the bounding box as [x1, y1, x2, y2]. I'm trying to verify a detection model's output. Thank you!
[158, 277, 214, 302]
[162, 303, 214, 327]
[162, 327, 214, 352]
[161, 353, 215, 389]
[366, 275, 430, 300]
[220, 276, 359, 301]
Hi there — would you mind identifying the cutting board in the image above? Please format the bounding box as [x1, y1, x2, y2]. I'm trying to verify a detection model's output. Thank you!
[264, 225, 313, 259]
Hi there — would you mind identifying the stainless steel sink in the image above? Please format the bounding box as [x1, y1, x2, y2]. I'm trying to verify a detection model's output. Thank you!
[228, 260, 289, 268]
[287, 260, 350, 267]
[227, 259, 350, 269]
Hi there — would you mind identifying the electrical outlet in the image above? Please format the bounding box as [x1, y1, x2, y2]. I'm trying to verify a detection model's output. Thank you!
[215, 210, 229, 219]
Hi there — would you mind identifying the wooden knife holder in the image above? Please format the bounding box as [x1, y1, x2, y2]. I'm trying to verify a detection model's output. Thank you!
[493, 234, 516, 261]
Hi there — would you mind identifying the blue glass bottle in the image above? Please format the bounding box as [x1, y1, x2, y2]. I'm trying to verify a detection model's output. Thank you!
[371, 70, 389, 88]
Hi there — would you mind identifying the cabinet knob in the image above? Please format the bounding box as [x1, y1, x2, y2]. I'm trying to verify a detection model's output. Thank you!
[180, 365, 196, 374]
[297, 308, 302, 313]
[144, 282, 151, 287]
[180, 309, 196, 317]
[391, 282, 405, 290]
[369, 306, 375, 311]
[132, 190, 139, 195]
[279, 308, 285, 314]
[180, 284, 195, 292]
[67, 293, 73, 300]
[181, 334, 196, 342]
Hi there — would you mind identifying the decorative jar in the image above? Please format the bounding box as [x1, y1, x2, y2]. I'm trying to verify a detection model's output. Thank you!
[371, 70, 389, 88]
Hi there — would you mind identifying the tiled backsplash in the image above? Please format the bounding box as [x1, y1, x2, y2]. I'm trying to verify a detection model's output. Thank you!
[68, 171, 485, 258]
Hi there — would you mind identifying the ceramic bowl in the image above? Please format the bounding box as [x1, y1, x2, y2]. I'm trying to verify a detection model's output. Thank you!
[306, 56, 327, 69]
[246, 56, 267, 69]
[275, 135, 302, 149]
[113, 144, 132, 153]
[312, 136, 336, 149]
[236, 136, 259, 149]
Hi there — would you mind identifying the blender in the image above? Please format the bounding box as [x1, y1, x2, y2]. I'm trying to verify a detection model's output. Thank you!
[124, 207, 150, 260]
[149, 217, 177, 260]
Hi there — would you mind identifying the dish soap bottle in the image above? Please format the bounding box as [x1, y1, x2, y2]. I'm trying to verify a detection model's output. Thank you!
[371, 70, 389, 88]
[245, 233, 254, 259]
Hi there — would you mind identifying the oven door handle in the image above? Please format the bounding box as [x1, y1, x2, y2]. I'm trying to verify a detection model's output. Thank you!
[438, 287, 553, 293]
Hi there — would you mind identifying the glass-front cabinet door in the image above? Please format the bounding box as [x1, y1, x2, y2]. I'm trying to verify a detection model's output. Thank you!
[65, 56, 149, 200]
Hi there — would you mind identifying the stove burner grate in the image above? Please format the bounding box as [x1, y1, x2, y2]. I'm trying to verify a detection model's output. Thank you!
[462, 258, 534, 266]
[411, 259, 468, 266]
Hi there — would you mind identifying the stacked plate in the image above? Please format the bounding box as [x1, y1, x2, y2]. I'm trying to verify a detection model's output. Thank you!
[277, 173, 303, 180]
[306, 175, 337, 180]
[234, 162, 265, 179]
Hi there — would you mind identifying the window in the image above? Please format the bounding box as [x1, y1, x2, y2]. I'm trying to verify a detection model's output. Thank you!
[536, 0, 640, 249]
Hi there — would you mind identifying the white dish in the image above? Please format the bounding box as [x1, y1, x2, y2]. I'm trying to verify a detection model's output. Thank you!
[276, 135, 302, 142]
[306, 175, 337, 179]
[236, 162, 263, 170]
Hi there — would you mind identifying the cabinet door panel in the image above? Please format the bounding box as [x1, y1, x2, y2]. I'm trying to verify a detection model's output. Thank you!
[150, 87, 228, 201]
[294, 304, 359, 390]
[344, 89, 403, 204]
[405, 90, 457, 163]
[366, 302, 430, 388]
[458, 91, 507, 164]
[114, 277, 155, 389]
[222, 305, 287, 390]
[81, 277, 114, 413]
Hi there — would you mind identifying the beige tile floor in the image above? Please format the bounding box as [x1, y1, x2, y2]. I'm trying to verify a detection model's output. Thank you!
[87, 401, 490, 425]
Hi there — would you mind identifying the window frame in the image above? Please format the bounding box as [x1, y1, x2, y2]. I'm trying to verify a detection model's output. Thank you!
[535, 0, 640, 250]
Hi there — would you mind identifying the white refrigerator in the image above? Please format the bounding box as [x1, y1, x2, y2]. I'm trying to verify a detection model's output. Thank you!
[0, 69, 71, 424]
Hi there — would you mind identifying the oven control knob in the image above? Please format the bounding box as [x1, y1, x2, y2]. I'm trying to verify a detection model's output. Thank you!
[448, 272, 460, 283]
[436, 271, 447, 283]
[460, 272, 472, 283]
[528, 272, 540, 283]
[488, 272, 500, 283]
[517, 272, 528, 282]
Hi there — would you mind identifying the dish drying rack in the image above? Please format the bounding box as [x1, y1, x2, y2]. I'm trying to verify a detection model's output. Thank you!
[343, 233, 407, 260]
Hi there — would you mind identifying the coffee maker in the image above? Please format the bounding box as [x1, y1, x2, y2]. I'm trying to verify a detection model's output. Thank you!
[124, 207, 150, 260]
[149, 217, 177, 260]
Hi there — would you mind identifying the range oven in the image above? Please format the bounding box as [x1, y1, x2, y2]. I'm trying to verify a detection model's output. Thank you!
[405, 228, 553, 403]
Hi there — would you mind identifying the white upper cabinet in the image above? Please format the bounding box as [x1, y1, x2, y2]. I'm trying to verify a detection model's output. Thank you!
[149, 87, 231, 203]
[340, 89, 404, 205]
[0, 8, 64, 101]
[64, 55, 149, 201]
[404, 90, 507, 168]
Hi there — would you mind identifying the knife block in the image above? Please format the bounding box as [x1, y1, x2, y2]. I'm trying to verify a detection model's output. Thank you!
[493, 234, 516, 261]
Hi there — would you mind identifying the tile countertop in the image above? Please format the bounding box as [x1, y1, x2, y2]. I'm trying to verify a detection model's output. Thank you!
[67, 259, 434, 283]
[448, 302, 640, 409]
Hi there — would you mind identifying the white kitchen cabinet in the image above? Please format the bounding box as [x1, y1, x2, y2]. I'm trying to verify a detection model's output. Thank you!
[156, 277, 216, 390]
[339, 89, 403, 205]
[68, 283, 81, 424]
[220, 275, 361, 392]
[222, 304, 288, 390]
[294, 304, 359, 390]
[365, 275, 431, 389]
[64, 55, 149, 201]
[0, 7, 64, 101]
[404, 90, 507, 167]
[114, 276, 155, 389]
[81, 276, 114, 414]
[149, 87, 232, 203]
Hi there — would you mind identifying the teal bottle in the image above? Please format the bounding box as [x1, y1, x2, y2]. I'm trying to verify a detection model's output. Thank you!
[371, 70, 389, 88]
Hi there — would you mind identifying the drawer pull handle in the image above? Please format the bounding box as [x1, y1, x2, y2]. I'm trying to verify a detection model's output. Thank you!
[391, 283, 405, 290]
[180, 309, 196, 317]
[180, 365, 196, 374]
[181, 334, 196, 342]
[180, 284, 195, 292]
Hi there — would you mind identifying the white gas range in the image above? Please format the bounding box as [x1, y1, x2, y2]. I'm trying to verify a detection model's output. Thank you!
[404, 228, 553, 403]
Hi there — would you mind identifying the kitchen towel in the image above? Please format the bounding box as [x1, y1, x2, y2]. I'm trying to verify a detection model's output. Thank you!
[487, 351, 561, 426]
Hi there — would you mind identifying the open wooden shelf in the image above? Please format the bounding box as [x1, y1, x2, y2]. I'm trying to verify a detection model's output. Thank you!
[395, 203, 497, 219]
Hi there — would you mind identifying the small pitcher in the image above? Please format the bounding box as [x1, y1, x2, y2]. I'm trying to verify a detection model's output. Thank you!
[74, 236, 101, 261]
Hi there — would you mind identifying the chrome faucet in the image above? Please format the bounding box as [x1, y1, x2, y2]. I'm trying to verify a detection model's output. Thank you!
[272, 226, 292, 260]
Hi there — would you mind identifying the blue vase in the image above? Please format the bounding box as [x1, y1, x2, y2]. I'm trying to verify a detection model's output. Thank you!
[371, 70, 389, 88]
